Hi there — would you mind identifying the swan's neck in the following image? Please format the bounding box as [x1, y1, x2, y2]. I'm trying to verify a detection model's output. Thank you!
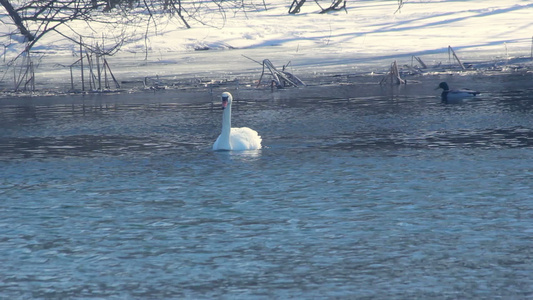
[222, 105, 231, 134]
[218, 105, 232, 148]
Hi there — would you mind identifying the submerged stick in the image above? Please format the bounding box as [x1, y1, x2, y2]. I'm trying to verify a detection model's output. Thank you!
[96, 53, 101, 91]
[248, 56, 305, 88]
[14, 52, 32, 91]
[448, 46, 465, 70]
[380, 61, 405, 85]
[80, 37, 85, 91]
[242, 54, 263, 66]
[104, 59, 120, 88]
[70, 65, 74, 91]
[413, 56, 427, 69]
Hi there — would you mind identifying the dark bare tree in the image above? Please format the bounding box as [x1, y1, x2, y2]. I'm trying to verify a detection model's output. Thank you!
[1, 0, 271, 90]
[1, 0, 129, 56]
[1, 0, 268, 56]
[0, 0, 34, 41]
[289, 0, 404, 14]
[289, 0, 346, 14]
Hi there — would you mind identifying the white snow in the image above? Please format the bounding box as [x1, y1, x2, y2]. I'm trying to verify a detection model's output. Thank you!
[1, 0, 533, 84]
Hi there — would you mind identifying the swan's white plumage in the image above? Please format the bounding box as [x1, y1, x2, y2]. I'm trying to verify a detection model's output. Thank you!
[213, 92, 262, 151]
[213, 127, 262, 151]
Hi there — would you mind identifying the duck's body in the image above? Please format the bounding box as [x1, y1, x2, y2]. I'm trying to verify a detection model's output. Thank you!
[437, 82, 480, 102]
[213, 92, 262, 151]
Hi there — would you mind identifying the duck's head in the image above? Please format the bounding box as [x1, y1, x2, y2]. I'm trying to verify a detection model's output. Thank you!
[221, 92, 233, 109]
[436, 82, 450, 91]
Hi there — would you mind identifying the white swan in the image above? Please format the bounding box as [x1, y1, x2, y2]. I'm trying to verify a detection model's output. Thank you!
[213, 92, 262, 151]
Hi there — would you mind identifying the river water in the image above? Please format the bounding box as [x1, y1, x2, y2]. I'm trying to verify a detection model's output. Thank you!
[1, 73, 532, 298]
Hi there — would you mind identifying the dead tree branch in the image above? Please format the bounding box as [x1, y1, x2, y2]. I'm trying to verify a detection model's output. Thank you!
[319, 0, 346, 14]
[0, 0, 34, 41]
[380, 61, 406, 85]
[448, 45, 466, 70]
[288, 0, 306, 14]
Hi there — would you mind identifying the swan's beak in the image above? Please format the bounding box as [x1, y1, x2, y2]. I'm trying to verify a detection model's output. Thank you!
[221, 97, 229, 109]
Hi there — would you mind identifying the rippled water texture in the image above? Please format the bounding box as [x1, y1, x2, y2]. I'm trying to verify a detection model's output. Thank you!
[1, 74, 532, 298]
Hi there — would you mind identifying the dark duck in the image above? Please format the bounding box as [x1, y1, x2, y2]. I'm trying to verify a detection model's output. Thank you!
[436, 82, 480, 102]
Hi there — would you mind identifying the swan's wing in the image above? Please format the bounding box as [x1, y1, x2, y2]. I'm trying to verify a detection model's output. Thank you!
[230, 127, 262, 150]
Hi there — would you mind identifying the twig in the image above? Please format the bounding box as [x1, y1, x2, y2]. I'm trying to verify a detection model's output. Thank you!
[103, 59, 120, 88]
[380, 61, 405, 85]
[319, 0, 346, 14]
[242, 54, 263, 65]
[413, 55, 427, 68]
[448, 45, 465, 70]
[394, 0, 404, 14]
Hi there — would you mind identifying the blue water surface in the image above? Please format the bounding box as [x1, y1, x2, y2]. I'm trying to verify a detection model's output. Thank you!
[1, 75, 532, 298]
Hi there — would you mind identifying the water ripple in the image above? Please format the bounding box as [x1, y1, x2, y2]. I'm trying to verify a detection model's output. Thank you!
[1, 76, 532, 298]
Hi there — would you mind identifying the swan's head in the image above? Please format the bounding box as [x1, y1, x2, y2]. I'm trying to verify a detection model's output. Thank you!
[221, 92, 233, 109]
[436, 82, 449, 91]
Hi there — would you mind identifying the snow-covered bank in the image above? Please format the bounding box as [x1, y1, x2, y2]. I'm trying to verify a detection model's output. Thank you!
[1, 0, 533, 92]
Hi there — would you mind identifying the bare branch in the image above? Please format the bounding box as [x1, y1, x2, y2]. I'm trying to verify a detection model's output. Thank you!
[1, 0, 35, 41]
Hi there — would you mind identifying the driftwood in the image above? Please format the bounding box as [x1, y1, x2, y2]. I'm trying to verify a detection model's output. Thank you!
[448, 45, 466, 70]
[403, 64, 423, 75]
[380, 61, 405, 85]
[402, 55, 427, 75]
[258, 59, 305, 88]
[413, 55, 427, 69]
[243, 55, 305, 89]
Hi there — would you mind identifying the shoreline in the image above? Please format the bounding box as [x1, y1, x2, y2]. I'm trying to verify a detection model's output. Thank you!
[1, 45, 532, 101]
